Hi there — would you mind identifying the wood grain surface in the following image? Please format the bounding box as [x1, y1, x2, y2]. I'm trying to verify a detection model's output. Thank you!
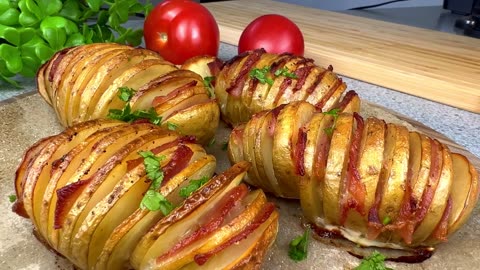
[204, 0, 480, 113]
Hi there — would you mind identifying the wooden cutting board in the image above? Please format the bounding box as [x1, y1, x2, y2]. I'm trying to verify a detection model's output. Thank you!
[204, 0, 480, 113]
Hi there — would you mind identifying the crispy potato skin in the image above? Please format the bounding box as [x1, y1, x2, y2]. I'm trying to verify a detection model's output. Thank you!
[13, 121, 277, 270]
[228, 101, 479, 249]
[213, 49, 347, 126]
[37, 43, 219, 145]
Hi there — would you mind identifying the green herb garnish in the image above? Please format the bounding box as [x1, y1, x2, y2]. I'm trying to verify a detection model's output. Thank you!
[167, 122, 178, 131]
[0, 0, 153, 87]
[323, 108, 341, 135]
[207, 137, 216, 147]
[179, 176, 209, 198]
[117, 86, 136, 102]
[382, 216, 391, 225]
[108, 87, 162, 125]
[288, 228, 310, 262]
[221, 141, 228, 151]
[8, 194, 16, 203]
[354, 251, 393, 270]
[249, 66, 274, 86]
[203, 76, 215, 98]
[274, 67, 297, 78]
[138, 151, 173, 214]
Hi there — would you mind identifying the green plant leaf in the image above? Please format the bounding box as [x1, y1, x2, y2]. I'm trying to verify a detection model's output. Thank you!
[19, 56, 37, 77]
[0, 59, 15, 77]
[65, 33, 85, 47]
[18, 10, 39, 27]
[34, 43, 55, 62]
[0, 73, 20, 88]
[40, 27, 66, 50]
[97, 9, 108, 25]
[0, 0, 10, 12]
[125, 28, 143, 46]
[18, 27, 35, 44]
[25, 0, 43, 20]
[59, 0, 81, 21]
[36, 0, 62, 16]
[0, 25, 20, 45]
[41, 16, 78, 35]
[0, 44, 22, 73]
[0, 8, 20, 25]
[86, 0, 102, 12]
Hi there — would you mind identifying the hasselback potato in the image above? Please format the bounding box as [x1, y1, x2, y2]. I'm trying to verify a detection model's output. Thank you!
[228, 102, 478, 249]
[183, 49, 348, 126]
[36, 43, 219, 145]
[12, 120, 278, 270]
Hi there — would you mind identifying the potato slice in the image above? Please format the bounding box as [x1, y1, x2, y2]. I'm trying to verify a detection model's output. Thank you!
[180, 209, 278, 270]
[252, 111, 277, 193]
[95, 155, 216, 270]
[180, 55, 218, 78]
[76, 49, 160, 123]
[62, 131, 180, 267]
[272, 102, 316, 198]
[22, 120, 121, 229]
[131, 162, 249, 269]
[447, 153, 479, 235]
[323, 114, 354, 225]
[227, 125, 246, 171]
[92, 62, 178, 119]
[412, 143, 452, 244]
[151, 189, 268, 270]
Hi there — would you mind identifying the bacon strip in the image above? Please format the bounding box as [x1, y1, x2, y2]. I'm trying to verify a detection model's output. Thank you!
[336, 90, 358, 111]
[161, 144, 194, 186]
[155, 184, 248, 263]
[339, 113, 366, 225]
[270, 54, 294, 73]
[267, 104, 287, 136]
[293, 65, 314, 92]
[54, 178, 92, 229]
[315, 78, 343, 110]
[273, 78, 292, 105]
[151, 80, 197, 107]
[207, 58, 224, 77]
[293, 127, 308, 176]
[126, 136, 196, 171]
[48, 47, 73, 82]
[193, 202, 276, 266]
[431, 196, 452, 241]
[226, 49, 266, 97]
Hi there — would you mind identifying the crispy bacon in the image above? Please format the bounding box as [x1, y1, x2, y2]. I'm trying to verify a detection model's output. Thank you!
[273, 78, 292, 105]
[336, 90, 358, 111]
[306, 69, 328, 94]
[293, 127, 308, 176]
[161, 144, 194, 186]
[193, 202, 276, 266]
[392, 160, 417, 244]
[315, 78, 343, 110]
[431, 196, 452, 241]
[207, 58, 224, 77]
[339, 113, 366, 225]
[151, 80, 197, 107]
[126, 136, 196, 171]
[293, 65, 314, 92]
[270, 54, 294, 73]
[54, 178, 92, 229]
[313, 128, 331, 181]
[267, 104, 287, 136]
[155, 184, 248, 263]
[226, 49, 266, 97]
[48, 47, 72, 82]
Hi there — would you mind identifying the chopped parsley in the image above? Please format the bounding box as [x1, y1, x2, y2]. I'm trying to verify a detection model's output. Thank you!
[221, 141, 229, 151]
[179, 176, 210, 198]
[203, 76, 215, 98]
[8, 194, 16, 203]
[323, 108, 341, 136]
[207, 137, 216, 147]
[354, 251, 393, 270]
[108, 87, 162, 125]
[167, 122, 178, 131]
[249, 66, 274, 86]
[138, 151, 173, 214]
[288, 228, 310, 262]
[274, 67, 298, 78]
[382, 216, 391, 225]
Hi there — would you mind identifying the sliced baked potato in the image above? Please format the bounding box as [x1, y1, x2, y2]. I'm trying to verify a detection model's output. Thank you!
[13, 120, 278, 270]
[36, 43, 219, 145]
[227, 101, 479, 251]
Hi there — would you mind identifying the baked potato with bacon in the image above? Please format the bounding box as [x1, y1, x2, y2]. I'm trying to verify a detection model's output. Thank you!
[36, 43, 219, 145]
[182, 49, 348, 126]
[12, 120, 278, 270]
[228, 102, 478, 249]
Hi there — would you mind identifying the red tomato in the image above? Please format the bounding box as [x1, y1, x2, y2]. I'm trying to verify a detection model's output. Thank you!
[238, 14, 304, 56]
[143, 0, 220, 64]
